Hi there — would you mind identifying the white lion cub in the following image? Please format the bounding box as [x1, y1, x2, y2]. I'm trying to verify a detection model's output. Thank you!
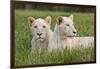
[28, 16, 52, 50]
[48, 15, 94, 52]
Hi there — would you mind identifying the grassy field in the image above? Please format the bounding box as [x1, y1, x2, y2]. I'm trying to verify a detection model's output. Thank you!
[15, 10, 95, 66]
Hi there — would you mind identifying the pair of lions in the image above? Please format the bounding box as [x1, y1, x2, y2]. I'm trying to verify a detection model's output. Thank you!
[28, 15, 94, 52]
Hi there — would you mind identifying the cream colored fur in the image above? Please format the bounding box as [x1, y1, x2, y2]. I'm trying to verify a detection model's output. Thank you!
[65, 37, 94, 49]
[28, 16, 52, 50]
[48, 15, 94, 52]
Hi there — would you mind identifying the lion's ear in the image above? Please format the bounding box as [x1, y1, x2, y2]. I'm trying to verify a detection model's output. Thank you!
[45, 16, 51, 25]
[57, 16, 63, 25]
[69, 14, 73, 21]
[28, 16, 35, 26]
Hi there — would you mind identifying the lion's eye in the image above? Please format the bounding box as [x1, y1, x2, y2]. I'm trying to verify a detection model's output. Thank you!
[43, 25, 46, 28]
[34, 26, 37, 28]
[66, 24, 69, 26]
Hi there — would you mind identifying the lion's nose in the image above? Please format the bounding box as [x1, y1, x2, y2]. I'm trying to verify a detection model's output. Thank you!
[37, 33, 42, 36]
[73, 31, 77, 34]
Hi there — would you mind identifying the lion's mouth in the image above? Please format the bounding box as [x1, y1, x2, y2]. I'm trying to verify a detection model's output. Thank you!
[37, 37, 44, 40]
[68, 36, 75, 37]
[67, 35, 76, 37]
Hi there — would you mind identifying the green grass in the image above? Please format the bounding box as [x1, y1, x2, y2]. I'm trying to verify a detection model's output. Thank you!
[15, 9, 95, 66]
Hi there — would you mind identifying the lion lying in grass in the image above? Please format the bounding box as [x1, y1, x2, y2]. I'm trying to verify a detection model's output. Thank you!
[48, 15, 94, 52]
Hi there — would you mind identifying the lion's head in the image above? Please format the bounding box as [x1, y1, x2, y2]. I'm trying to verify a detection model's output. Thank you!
[56, 15, 77, 37]
[28, 16, 51, 41]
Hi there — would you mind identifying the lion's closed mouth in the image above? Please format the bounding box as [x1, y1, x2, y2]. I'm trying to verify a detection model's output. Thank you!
[67, 35, 76, 37]
[37, 37, 44, 40]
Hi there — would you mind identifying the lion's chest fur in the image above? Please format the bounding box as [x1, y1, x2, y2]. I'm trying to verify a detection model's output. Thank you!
[48, 31, 68, 51]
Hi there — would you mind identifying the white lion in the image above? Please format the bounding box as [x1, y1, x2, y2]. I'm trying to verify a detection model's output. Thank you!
[48, 15, 94, 52]
[28, 16, 52, 50]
